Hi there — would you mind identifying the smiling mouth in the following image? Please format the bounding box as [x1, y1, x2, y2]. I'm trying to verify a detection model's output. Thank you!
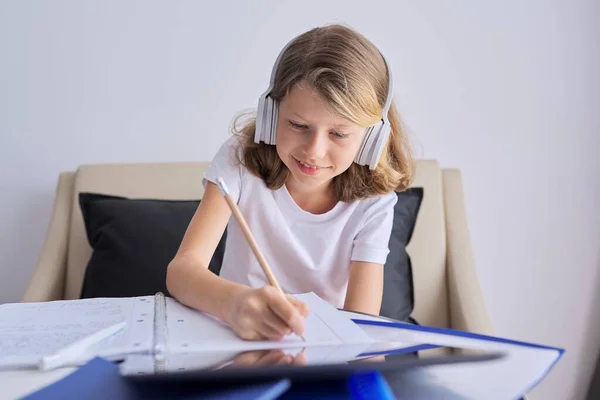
[293, 157, 327, 169]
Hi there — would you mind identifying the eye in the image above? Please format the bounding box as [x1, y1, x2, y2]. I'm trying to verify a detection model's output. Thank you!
[331, 131, 349, 139]
[288, 120, 308, 130]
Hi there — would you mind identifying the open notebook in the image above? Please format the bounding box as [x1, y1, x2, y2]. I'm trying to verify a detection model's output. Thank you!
[0, 292, 379, 370]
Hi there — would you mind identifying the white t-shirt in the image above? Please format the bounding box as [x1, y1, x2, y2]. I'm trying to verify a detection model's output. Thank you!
[202, 136, 397, 308]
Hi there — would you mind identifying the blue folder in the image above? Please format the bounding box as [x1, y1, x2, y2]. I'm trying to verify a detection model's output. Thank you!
[22, 357, 292, 400]
[21, 357, 401, 400]
[351, 318, 565, 398]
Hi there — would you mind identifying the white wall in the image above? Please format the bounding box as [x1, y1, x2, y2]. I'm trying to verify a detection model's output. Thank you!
[1, 1, 598, 399]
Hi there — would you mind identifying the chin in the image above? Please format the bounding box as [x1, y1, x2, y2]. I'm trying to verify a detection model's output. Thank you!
[291, 172, 329, 187]
[288, 166, 336, 191]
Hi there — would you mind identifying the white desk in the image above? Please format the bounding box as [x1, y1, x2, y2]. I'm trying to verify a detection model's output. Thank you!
[0, 311, 559, 400]
[0, 310, 387, 399]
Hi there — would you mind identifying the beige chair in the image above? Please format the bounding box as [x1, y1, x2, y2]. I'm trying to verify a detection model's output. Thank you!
[21, 159, 494, 340]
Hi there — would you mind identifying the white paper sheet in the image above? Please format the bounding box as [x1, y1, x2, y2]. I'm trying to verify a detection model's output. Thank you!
[0, 296, 155, 369]
[120, 293, 379, 376]
[165, 292, 374, 353]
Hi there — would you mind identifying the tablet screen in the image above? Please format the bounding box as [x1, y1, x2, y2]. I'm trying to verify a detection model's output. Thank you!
[121, 339, 503, 383]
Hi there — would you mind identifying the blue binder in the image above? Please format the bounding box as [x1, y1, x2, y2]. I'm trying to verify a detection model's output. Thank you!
[351, 318, 565, 398]
[22, 357, 293, 400]
[21, 356, 401, 400]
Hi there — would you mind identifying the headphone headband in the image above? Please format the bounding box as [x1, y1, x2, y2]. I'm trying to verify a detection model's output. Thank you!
[379, 52, 394, 121]
[267, 36, 296, 87]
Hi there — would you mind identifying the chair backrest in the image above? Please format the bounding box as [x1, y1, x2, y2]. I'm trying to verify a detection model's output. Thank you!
[64, 159, 449, 328]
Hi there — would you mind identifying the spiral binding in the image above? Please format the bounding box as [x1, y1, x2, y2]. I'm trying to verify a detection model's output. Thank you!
[153, 292, 167, 374]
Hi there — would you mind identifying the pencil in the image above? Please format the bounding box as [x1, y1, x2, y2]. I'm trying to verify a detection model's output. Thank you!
[215, 177, 306, 342]
[39, 321, 126, 371]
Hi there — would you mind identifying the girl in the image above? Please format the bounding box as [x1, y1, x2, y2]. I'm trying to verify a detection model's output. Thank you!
[166, 24, 413, 343]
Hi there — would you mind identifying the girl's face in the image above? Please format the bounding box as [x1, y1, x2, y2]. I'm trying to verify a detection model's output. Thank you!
[275, 82, 365, 194]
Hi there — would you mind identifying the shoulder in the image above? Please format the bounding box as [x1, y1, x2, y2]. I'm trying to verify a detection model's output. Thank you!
[203, 135, 248, 201]
[353, 191, 397, 233]
[350, 192, 398, 262]
[359, 191, 398, 217]
[211, 135, 244, 167]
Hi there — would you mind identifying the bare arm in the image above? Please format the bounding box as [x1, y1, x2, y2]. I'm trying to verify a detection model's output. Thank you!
[166, 181, 244, 321]
[343, 262, 385, 362]
[342, 261, 384, 315]
[166, 181, 308, 339]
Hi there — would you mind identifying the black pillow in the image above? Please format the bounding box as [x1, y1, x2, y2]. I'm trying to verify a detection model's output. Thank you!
[379, 187, 424, 323]
[78, 193, 227, 299]
[78, 188, 423, 321]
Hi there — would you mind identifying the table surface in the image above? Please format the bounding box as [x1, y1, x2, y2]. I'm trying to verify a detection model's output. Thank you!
[0, 310, 397, 399]
[0, 309, 546, 400]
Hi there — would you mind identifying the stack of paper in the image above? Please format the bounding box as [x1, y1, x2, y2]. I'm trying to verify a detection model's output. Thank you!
[0, 292, 399, 370]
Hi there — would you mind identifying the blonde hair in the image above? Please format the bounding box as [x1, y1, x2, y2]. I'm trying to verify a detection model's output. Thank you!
[233, 24, 414, 202]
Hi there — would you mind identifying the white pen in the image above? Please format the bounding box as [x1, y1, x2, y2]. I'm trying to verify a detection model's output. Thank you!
[39, 321, 127, 371]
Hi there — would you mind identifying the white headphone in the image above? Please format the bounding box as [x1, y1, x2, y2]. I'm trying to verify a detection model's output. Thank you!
[254, 34, 394, 170]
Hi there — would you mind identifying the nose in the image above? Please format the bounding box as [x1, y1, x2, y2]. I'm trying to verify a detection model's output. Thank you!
[304, 132, 327, 160]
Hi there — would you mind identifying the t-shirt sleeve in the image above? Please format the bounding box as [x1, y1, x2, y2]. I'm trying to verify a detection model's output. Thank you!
[202, 135, 245, 203]
[351, 192, 398, 264]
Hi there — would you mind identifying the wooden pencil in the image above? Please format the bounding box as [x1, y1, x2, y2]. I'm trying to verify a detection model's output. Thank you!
[215, 177, 305, 342]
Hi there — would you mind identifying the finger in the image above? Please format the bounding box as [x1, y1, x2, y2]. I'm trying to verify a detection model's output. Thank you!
[236, 297, 281, 340]
[255, 350, 288, 366]
[292, 352, 307, 365]
[258, 319, 288, 341]
[234, 315, 264, 341]
[267, 293, 305, 336]
[278, 354, 294, 365]
[263, 308, 293, 337]
[233, 350, 270, 365]
[236, 329, 263, 341]
[287, 296, 311, 317]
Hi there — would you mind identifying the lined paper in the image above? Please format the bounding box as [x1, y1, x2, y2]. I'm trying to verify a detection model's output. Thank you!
[0, 292, 379, 372]
[165, 292, 374, 353]
[0, 297, 154, 369]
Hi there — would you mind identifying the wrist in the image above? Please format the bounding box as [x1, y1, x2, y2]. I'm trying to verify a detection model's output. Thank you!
[217, 282, 249, 325]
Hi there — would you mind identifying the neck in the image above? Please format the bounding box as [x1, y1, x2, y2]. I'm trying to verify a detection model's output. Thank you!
[285, 180, 337, 215]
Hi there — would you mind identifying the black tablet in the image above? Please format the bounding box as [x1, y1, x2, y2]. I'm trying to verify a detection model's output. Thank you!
[121, 340, 505, 384]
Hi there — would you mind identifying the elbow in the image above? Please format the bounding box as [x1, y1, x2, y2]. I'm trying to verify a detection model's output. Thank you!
[165, 253, 207, 299]
[165, 258, 182, 298]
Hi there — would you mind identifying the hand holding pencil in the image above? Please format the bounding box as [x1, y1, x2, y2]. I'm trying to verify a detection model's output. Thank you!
[215, 177, 309, 342]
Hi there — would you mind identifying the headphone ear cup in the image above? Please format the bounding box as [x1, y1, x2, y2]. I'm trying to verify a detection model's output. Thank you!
[368, 122, 391, 169]
[357, 122, 383, 166]
[355, 126, 374, 165]
[270, 99, 279, 144]
[255, 94, 268, 144]
[264, 96, 276, 145]
[353, 119, 392, 169]
[366, 122, 383, 165]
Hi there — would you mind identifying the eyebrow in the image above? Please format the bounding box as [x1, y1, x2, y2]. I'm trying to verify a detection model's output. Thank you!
[291, 112, 307, 121]
[290, 113, 353, 129]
